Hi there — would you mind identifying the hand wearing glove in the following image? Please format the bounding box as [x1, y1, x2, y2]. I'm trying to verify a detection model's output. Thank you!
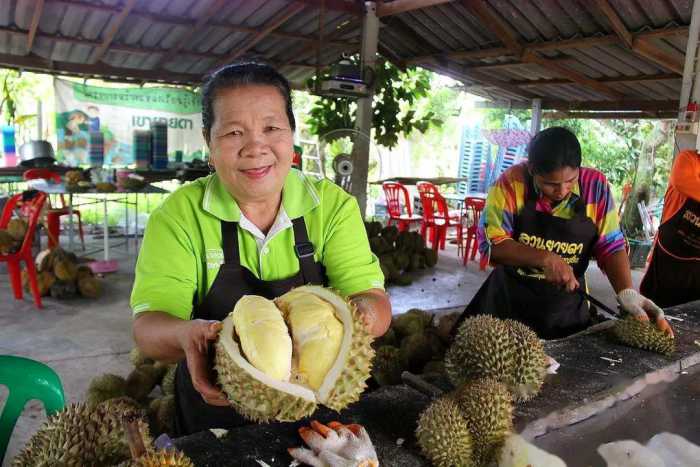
[288, 420, 379, 467]
[617, 288, 674, 337]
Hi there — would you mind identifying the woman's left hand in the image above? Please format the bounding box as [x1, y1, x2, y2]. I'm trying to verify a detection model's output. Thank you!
[349, 290, 392, 337]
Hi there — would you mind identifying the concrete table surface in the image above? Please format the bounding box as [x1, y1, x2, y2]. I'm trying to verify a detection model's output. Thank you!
[174, 301, 700, 467]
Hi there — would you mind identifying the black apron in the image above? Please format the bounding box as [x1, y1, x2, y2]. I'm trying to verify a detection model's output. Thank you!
[457, 174, 599, 339]
[174, 217, 327, 436]
[640, 196, 700, 307]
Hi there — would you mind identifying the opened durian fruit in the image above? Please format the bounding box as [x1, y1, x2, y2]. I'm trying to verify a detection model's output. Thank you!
[214, 285, 374, 423]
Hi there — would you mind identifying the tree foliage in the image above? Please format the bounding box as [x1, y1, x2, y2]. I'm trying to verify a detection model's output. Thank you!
[305, 57, 442, 148]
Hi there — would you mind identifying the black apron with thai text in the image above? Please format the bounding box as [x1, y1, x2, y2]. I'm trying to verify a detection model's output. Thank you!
[173, 217, 327, 435]
[640, 196, 700, 307]
[457, 174, 599, 339]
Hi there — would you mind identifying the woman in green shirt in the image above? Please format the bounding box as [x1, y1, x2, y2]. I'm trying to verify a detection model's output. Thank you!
[130, 63, 391, 434]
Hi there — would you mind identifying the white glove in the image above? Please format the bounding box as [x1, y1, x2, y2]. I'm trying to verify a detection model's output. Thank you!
[288, 420, 379, 467]
[617, 289, 673, 337]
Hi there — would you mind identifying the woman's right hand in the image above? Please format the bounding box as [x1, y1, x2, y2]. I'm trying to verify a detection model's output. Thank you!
[542, 252, 579, 292]
[176, 319, 230, 406]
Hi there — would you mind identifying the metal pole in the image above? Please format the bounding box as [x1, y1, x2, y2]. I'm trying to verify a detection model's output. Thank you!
[104, 196, 109, 261]
[36, 99, 42, 140]
[676, 0, 700, 153]
[530, 98, 542, 134]
[351, 1, 379, 218]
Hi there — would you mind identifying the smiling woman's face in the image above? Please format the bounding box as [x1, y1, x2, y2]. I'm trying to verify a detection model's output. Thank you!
[208, 84, 294, 204]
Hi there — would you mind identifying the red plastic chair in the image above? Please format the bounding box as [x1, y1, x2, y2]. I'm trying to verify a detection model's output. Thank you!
[461, 196, 486, 267]
[416, 181, 461, 252]
[382, 182, 422, 232]
[23, 169, 85, 250]
[0, 191, 48, 308]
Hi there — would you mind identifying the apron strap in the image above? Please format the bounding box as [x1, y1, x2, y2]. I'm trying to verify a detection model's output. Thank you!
[221, 221, 240, 265]
[292, 217, 324, 285]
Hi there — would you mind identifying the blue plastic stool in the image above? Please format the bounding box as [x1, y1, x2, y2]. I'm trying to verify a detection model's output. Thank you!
[0, 355, 66, 463]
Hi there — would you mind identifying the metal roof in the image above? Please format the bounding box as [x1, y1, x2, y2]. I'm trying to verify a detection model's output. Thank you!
[0, 0, 692, 115]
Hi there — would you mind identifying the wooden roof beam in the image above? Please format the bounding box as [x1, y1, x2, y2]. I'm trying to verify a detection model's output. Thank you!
[462, 0, 521, 52]
[376, 0, 454, 18]
[405, 26, 688, 64]
[48, 0, 350, 48]
[522, 51, 623, 99]
[427, 59, 536, 100]
[214, 2, 307, 69]
[0, 26, 316, 69]
[26, 0, 45, 53]
[154, 0, 230, 70]
[511, 72, 680, 87]
[0, 52, 202, 85]
[91, 0, 138, 64]
[594, 0, 683, 74]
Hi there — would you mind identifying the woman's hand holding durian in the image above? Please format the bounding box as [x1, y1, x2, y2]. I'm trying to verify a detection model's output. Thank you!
[349, 289, 392, 337]
[176, 319, 230, 406]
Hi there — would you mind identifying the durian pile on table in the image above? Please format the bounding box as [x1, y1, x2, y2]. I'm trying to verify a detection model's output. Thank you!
[167, 300, 700, 467]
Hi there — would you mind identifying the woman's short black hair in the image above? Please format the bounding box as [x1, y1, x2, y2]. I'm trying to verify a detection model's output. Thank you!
[527, 127, 582, 174]
[201, 62, 295, 142]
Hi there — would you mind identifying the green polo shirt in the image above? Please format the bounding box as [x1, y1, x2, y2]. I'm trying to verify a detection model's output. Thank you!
[130, 169, 384, 320]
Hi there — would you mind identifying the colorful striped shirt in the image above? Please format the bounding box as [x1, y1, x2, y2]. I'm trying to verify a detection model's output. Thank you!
[478, 162, 625, 262]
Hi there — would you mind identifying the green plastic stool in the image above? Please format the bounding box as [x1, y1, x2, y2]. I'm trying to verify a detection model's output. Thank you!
[0, 355, 66, 463]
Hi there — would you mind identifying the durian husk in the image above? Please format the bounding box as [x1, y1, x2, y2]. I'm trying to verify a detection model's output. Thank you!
[86, 373, 128, 408]
[416, 396, 473, 467]
[503, 319, 547, 401]
[12, 397, 152, 467]
[50, 279, 77, 299]
[371, 345, 404, 386]
[77, 265, 94, 280]
[123, 449, 195, 467]
[444, 315, 515, 387]
[454, 378, 513, 466]
[148, 395, 175, 436]
[214, 286, 374, 422]
[96, 182, 117, 193]
[611, 316, 675, 356]
[399, 332, 434, 373]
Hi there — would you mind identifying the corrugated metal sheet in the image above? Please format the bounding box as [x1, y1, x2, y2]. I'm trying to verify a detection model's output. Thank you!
[0, 0, 693, 110]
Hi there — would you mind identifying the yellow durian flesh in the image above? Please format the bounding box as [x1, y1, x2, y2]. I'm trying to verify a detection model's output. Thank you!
[232, 295, 292, 381]
[276, 289, 344, 390]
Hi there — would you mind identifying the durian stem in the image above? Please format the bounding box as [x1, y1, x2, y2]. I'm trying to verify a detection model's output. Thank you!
[401, 371, 444, 399]
[123, 414, 148, 459]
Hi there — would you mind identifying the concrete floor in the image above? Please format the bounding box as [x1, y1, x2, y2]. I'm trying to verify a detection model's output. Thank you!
[0, 235, 643, 466]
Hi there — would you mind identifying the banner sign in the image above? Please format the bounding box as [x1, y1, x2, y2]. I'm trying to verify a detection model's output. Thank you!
[54, 78, 206, 166]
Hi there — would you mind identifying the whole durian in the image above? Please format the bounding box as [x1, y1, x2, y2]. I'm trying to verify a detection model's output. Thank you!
[6, 218, 28, 241]
[422, 360, 445, 376]
[126, 364, 161, 401]
[215, 285, 374, 422]
[416, 396, 473, 467]
[611, 316, 675, 355]
[503, 319, 547, 401]
[13, 397, 151, 467]
[454, 378, 513, 466]
[130, 347, 155, 367]
[148, 395, 175, 435]
[423, 248, 438, 267]
[371, 345, 404, 386]
[0, 230, 17, 254]
[435, 312, 461, 344]
[123, 449, 195, 467]
[54, 259, 78, 282]
[392, 309, 431, 337]
[400, 332, 434, 373]
[78, 275, 102, 298]
[372, 326, 397, 348]
[444, 315, 515, 387]
[86, 373, 128, 408]
[161, 365, 176, 395]
[50, 279, 77, 299]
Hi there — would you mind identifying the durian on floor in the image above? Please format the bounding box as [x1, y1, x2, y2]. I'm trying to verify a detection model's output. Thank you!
[215, 285, 375, 422]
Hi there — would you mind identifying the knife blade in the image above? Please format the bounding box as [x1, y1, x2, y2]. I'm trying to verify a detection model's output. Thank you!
[577, 288, 620, 320]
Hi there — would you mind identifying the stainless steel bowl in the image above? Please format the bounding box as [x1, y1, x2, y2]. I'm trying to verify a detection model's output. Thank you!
[18, 140, 56, 167]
